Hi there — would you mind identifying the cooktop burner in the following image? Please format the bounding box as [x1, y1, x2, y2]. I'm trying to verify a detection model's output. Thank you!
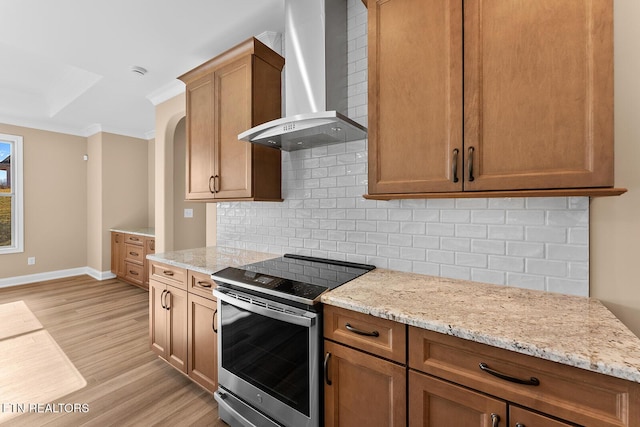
[211, 254, 375, 306]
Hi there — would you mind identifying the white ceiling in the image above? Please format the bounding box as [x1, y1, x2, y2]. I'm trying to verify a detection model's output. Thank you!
[0, 0, 285, 139]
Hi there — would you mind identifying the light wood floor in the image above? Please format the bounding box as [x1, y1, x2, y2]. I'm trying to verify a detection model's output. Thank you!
[0, 275, 227, 426]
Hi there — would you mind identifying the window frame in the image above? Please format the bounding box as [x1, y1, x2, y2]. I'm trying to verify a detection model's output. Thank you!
[0, 133, 24, 254]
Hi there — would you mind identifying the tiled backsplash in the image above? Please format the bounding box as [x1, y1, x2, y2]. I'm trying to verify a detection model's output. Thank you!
[217, 0, 590, 296]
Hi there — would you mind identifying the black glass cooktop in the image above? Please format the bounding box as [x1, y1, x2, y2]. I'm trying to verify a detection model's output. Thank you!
[211, 254, 375, 306]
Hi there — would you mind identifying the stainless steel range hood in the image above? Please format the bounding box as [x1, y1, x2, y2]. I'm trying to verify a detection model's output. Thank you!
[238, 0, 367, 151]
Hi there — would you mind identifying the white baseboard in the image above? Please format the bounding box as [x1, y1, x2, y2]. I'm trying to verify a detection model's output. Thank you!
[0, 267, 116, 288]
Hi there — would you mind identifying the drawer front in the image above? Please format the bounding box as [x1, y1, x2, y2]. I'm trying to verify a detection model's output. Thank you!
[188, 270, 216, 300]
[125, 233, 144, 246]
[124, 243, 144, 263]
[408, 327, 637, 427]
[124, 261, 144, 285]
[509, 405, 573, 427]
[149, 262, 187, 289]
[324, 305, 406, 364]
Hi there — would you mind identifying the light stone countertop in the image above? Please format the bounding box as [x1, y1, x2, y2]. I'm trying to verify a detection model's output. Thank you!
[146, 246, 279, 276]
[147, 246, 640, 384]
[321, 268, 640, 384]
[110, 226, 155, 238]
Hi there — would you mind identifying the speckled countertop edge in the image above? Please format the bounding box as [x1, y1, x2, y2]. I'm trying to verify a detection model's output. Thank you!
[321, 268, 640, 384]
[110, 227, 155, 238]
[146, 246, 279, 275]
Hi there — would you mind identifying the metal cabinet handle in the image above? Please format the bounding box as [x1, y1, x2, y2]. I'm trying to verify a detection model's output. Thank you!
[212, 309, 218, 333]
[197, 280, 212, 288]
[160, 290, 167, 309]
[324, 352, 332, 386]
[209, 175, 215, 193]
[467, 146, 475, 182]
[164, 290, 171, 311]
[345, 323, 380, 337]
[214, 175, 220, 193]
[479, 363, 540, 386]
[163, 270, 174, 277]
[130, 236, 140, 241]
[491, 413, 500, 427]
[129, 252, 138, 256]
[515, 423, 525, 427]
[452, 148, 459, 183]
[129, 270, 139, 276]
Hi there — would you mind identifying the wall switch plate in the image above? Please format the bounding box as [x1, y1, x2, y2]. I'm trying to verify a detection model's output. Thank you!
[184, 208, 193, 218]
[27, 257, 36, 265]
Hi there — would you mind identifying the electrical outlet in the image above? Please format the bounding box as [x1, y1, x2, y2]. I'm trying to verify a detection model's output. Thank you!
[184, 208, 194, 218]
[27, 257, 36, 265]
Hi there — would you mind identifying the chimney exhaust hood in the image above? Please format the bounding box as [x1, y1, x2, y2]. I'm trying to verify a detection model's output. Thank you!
[238, 0, 367, 151]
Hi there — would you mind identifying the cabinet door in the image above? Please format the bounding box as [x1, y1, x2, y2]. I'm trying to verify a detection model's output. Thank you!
[166, 285, 188, 373]
[149, 280, 167, 357]
[368, 0, 463, 195]
[213, 55, 253, 199]
[185, 74, 216, 200]
[187, 293, 217, 393]
[509, 406, 573, 427]
[324, 340, 406, 427]
[464, 0, 613, 191]
[110, 232, 124, 277]
[409, 370, 506, 427]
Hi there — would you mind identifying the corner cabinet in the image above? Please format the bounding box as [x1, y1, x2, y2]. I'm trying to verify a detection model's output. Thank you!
[366, 0, 624, 200]
[111, 231, 155, 290]
[179, 37, 284, 202]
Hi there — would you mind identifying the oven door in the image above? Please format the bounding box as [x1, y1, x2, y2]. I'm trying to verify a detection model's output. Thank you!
[213, 287, 320, 427]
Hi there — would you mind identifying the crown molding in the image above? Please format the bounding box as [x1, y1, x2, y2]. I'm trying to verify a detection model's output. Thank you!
[147, 79, 185, 106]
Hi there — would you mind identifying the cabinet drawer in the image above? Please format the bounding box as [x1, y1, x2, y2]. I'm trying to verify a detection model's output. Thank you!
[124, 233, 144, 246]
[124, 261, 144, 285]
[188, 270, 216, 300]
[124, 243, 144, 263]
[408, 327, 638, 427]
[510, 405, 573, 427]
[149, 262, 187, 290]
[324, 305, 406, 364]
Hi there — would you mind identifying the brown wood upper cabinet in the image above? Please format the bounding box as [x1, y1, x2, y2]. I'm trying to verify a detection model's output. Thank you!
[366, 0, 616, 198]
[179, 38, 284, 202]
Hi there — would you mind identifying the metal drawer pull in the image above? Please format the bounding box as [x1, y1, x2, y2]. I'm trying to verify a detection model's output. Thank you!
[212, 309, 218, 333]
[129, 252, 138, 256]
[345, 323, 379, 337]
[163, 270, 174, 276]
[324, 352, 332, 386]
[491, 413, 500, 427]
[197, 281, 212, 288]
[452, 148, 459, 183]
[515, 424, 525, 427]
[129, 270, 139, 276]
[129, 237, 139, 241]
[467, 146, 475, 182]
[479, 363, 540, 386]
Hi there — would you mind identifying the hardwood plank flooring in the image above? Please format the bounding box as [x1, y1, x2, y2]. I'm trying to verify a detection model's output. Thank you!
[0, 275, 227, 426]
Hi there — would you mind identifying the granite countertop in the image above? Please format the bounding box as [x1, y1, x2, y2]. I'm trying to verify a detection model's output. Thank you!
[146, 246, 278, 276]
[321, 268, 640, 384]
[110, 226, 155, 238]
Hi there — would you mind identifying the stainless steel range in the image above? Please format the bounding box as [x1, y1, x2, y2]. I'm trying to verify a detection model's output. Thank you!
[211, 254, 375, 427]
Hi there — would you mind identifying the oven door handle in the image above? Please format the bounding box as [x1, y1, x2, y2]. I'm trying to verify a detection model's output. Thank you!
[213, 289, 315, 328]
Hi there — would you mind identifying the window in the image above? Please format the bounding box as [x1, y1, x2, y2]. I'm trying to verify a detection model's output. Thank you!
[0, 133, 23, 254]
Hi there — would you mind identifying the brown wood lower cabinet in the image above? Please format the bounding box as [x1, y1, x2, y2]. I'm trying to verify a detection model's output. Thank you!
[324, 305, 640, 427]
[149, 279, 188, 372]
[111, 231, 155, 289]
[187, 289, 217, 393]
[149, 262, 218, 393]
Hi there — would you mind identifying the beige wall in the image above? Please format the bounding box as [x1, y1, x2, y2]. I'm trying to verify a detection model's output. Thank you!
[0, 123, 87, 278]
[172, 118, 206, 250]
[591, 0, 640, 337]
[148, 138, 155, 227]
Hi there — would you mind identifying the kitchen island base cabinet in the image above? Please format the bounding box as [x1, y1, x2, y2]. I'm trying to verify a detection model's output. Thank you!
[111, 231, 155, 290]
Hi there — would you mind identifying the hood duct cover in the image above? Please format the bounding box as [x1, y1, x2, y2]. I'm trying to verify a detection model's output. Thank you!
[239, 0, 367, 150]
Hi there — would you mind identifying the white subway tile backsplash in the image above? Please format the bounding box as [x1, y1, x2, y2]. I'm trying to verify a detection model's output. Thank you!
[216, 2, 589, 297]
